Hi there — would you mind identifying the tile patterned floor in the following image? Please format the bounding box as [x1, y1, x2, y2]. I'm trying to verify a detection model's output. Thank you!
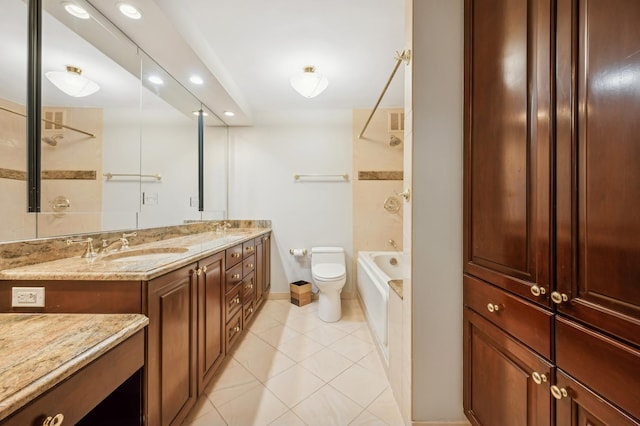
[182, 298, 404, 425]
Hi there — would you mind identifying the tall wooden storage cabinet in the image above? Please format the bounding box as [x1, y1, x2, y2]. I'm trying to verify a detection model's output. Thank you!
[464, 0, 640, 424]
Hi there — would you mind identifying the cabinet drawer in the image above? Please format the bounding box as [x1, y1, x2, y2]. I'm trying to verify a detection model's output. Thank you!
[225, 244, 243, 268]
[243, 254, 255, 276]
[243, 300, 255, 324]
[243, 239, 256, 258]
[225, 284, 242, 322]
[225, 310, 243, 352]
[464, 274, 553, 359]
[556, 317, 640, 421]
[225, 263, 243, 292]
[242, 272, 256, 298]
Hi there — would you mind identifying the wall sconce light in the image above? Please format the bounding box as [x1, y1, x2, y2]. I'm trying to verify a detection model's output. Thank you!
[45, 65, 100, 98]
[290, 66, 329, 98]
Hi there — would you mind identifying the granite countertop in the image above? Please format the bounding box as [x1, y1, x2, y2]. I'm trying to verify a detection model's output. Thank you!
[0, 313, 149, 422]
[0, 228, 270, 281]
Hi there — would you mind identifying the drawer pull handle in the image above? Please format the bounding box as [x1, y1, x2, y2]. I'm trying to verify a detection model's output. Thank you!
[234, 326, 240, 332]
[196, 268, 202, 276]
[246, 247, 254, 251]
[43, 414, 64, 426]
[530, 285, 546, 297]
[551, 291, 569, 304]
[246, 283, 253, 290]
[249, 307, 253, 314]
[247, 263, 254, 268]
[232, 273, 241, 279]
[232, 253, 240, 258]
[486, 303, 500, 313]
[532, 372, 547, 385]
[202, 265, 207, 273]
[235, 297, 241, 304]
[550, 385, 568, 400]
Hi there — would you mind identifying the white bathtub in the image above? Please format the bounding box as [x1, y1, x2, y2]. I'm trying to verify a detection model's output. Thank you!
[356, 251, 403, 361]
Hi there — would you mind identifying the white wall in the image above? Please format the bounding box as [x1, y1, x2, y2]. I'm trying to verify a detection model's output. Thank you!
[410, 0, 465, 422]
[228, 110, 353, 295]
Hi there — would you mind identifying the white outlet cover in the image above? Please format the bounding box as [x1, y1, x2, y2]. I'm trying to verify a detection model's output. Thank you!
[11, 287, 45, 307]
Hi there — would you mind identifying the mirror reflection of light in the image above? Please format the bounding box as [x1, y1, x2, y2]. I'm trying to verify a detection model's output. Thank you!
[63, 2, 90, 20]
[148, 75, 163, 85]
[595, 67, 640, 92]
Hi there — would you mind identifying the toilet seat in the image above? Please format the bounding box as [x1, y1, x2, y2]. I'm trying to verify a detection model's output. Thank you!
[312, 263, 346, 281]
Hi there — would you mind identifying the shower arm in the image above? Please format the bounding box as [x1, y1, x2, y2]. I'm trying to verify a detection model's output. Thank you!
[0, 105, 96, 138]
[358, 49, 411, 140]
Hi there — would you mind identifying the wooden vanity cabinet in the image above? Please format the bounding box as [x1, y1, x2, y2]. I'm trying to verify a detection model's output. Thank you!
[255, 234, 271, 309]
[196, 252, 225, 395]
[146, 262, 198, 426]
[464, 0, 640, 424]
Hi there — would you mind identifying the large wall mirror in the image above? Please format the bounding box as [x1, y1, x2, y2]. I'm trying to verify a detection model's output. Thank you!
[0, 0, 228, 243]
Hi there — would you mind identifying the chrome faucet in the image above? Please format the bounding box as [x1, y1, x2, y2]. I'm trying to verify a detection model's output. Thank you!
[101, 232, 137, 254]
[65, 237, 97, 258]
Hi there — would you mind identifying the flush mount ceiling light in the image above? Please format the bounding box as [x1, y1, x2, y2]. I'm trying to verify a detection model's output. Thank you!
[63, 2, 90, 19]
[117, 3, 142, 19]
[223, 111, 235, 117]
[45, 65, 100, 97]
[290, 66, 329, 98]
[189, 75, 203, 85]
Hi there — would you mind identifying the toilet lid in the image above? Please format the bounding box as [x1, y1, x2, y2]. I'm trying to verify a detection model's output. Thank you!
[313, 263, 346, 280]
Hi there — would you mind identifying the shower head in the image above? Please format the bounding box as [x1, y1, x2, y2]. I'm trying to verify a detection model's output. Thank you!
[389, 135, 402, 147]
[42, 134, 63, 146]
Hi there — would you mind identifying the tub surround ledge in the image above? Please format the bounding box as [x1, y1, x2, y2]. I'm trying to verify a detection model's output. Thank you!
[0, 313, 148, 422]
[388, 279, 404, 299]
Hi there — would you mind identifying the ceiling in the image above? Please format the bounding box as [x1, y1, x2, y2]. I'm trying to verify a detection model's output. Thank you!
[92, 0, 407, 125]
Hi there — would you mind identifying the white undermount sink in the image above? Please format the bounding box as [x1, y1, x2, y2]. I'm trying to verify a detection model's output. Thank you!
[102, 247, 189, 262]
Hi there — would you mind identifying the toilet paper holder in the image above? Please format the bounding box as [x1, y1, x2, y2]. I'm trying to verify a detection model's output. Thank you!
[289, 248, 308, 256]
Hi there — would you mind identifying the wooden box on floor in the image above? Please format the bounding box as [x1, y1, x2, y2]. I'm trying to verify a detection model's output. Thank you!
[290, 281, 311, 306]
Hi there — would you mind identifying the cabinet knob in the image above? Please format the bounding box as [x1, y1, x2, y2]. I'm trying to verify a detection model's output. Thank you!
[234, 326, 240, 332]
[551, 291, 569, 304]
[246, 247, 254, 252]
[202, 265, 207, 273]
[196, 268, 202, 276]
[530, 285, 546, 297]
[248, 263, 254, 268]
[550, 385, 569, 400]
[232, 273, 241, 279]
[43, 414, 64, 426]
[532, 372, 547, 385]
[486, 303, 501, 313]
[235, 297, 241, 304]
[249, 307, 253, 314]
[232, 253, 240, 258]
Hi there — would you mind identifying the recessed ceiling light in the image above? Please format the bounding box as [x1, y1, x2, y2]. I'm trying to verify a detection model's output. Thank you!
[63, 2, 90, 19]
[192, 110, 209, 116]
[189, 75, 203, 85]
[223, 111, 235, 117]
[117, 3, 142, 20]
[148, 75, 163, 85]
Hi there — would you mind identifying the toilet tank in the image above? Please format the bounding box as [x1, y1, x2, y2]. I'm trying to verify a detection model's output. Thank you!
[311, 247, 345, 266]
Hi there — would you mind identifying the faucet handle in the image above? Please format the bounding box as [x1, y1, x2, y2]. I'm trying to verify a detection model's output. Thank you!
[65, 237, 97, 258]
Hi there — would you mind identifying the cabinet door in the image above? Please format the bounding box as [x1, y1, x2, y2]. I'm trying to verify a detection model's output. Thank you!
[464, 308, 552, 426]
[464, 0, 553, 306]
[556, 0, 640, 347]
[197, 253, 225, 394]
[554, 370, 639, 426]
[147, 263, 197, 426]
[255, 237, 264, 308]
[264, 234, 271, 295]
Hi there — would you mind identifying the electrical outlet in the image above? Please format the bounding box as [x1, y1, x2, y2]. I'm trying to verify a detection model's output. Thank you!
[12, 287, 45, 307]
[143, 192, 158, 205]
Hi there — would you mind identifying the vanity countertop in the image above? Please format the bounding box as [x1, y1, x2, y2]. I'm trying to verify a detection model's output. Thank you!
[0, 313, 148, 422]
[0, 228, 270, 281]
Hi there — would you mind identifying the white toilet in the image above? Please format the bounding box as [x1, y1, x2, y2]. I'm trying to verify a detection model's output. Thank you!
[311, 246, 347, 322]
